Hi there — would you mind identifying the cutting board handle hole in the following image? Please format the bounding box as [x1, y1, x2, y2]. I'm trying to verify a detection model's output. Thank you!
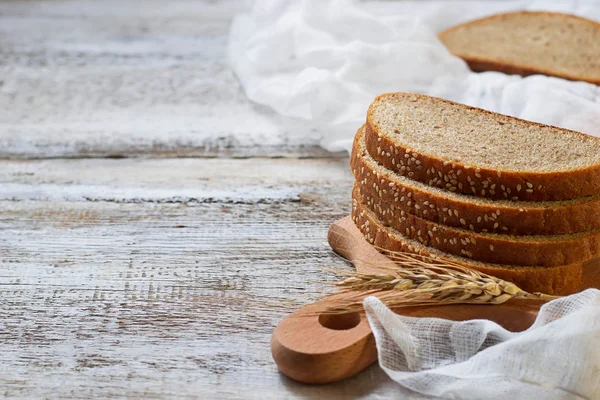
[318, 312, 361, 331]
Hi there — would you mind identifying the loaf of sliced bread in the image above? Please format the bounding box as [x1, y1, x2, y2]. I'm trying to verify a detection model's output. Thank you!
[352, 125, 600, 235]
[365, 93, 600, 201]
[351, 197, 583, 295]
[352, 184, 600, 267]
[438, 12, 600, 85]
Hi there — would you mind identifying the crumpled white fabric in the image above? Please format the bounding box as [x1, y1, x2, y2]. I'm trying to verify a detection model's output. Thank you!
[229, 0, 600, 152]
[363, 289, 600, 400]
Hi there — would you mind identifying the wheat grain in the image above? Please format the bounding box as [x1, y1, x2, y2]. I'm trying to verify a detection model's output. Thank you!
[321, 248, 560, 314]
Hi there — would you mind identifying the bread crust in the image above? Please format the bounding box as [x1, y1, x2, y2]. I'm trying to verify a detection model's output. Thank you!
[352, 184, 600, 267]
[351, 195, 583, 295]
[365, 93, 600, 201]
[438, 11, 600, 85]
[352, 126, 600, 235]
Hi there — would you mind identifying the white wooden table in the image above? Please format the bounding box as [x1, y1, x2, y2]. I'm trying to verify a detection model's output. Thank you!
[0, 1, 401, 398]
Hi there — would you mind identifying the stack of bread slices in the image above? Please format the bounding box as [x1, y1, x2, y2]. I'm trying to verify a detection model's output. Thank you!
[351, 93, 600, 295]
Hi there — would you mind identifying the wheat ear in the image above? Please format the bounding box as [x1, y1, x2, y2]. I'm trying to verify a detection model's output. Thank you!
[321, 249, 560, 314]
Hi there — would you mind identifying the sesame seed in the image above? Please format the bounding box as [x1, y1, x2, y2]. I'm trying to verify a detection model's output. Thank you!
[526, 189, 533, 193]
[469, 224, 474, 230]
[430, 204, 435, 209]
[538, 185, 542, 190]
[494, 223, 499, 229]
[460, 218, 466, 225]
[415, 205, 420, 210]
[407, 201, 412, 206]
[526, 182, 533, 188]
[458, 183, 463, 190]
[415, 160, 421, 165]
[497, 171, 502, 177]
[477, 216, 482, 223]
[475, 173, 482, 178]
[481, 189, 486, 196]
[516, 184, 522, 192]
[460, 239, 467, 246]
[389, 182, 395, 187]
[453, 210, 459, 217]
[457, 170, 462, 176]
[489, 245, 494, 251]
[408, 172, 414, 177]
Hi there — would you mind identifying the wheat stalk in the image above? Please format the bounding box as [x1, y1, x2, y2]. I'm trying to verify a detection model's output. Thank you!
[320, 248, 561, 314]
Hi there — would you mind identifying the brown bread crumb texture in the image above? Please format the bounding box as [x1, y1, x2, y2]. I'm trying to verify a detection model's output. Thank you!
[352, 125, 600, 235]
[351, 196, 583, 295]
[438, 12, 600, 85]
[365, 93, 600, 201]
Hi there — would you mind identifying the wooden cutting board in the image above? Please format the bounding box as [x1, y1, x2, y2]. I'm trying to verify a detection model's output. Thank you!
[271, 216, 600, 384]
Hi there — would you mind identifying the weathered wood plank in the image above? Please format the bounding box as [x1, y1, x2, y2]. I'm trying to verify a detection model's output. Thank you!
[0, 157, 408, 398]
[0, 0, 334, 159]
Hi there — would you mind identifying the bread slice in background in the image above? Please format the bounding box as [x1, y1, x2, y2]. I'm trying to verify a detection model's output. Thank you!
[438, 11, 600, 85]
[351, 195, 583, 295]
[352, 126, 600, 235]
[366, 92, 600, 201]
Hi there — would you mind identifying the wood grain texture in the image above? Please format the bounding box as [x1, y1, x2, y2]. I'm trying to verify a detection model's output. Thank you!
[0, 1, 429, 398]
[0, 157, 422, 399]
[0, 0, 336, 160]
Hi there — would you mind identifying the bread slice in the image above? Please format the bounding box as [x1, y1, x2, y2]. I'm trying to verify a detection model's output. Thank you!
[352, 184, 600, 267]
[352, 125, 600, 235]
[351, 197, 583, 295]
[438, 11, 600, 85]
[365, 93, 600, 201]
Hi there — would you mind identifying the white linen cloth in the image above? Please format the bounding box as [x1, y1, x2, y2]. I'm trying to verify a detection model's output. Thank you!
[229, 0, 600, 152]
[363, 289, 600, 399]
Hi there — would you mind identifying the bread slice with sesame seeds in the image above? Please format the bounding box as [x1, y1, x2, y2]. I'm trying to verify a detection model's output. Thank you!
[365, 93, 600, 201]
[438, 12, 600, 85]
[351, 197, 584, 295]
[352, 184, 600, 267]
[352, 125, 600, 235]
